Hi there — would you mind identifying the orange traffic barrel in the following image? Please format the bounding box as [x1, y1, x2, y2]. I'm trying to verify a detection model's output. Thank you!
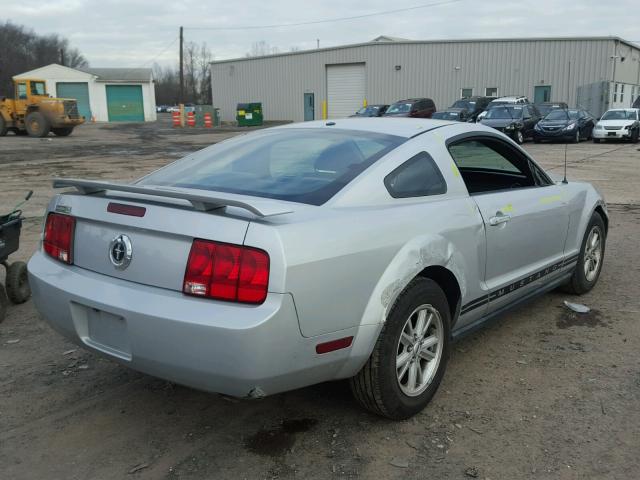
[204, 113, 212, 128]
[187, 111, 196, 127]
[172, 111, 181, 127]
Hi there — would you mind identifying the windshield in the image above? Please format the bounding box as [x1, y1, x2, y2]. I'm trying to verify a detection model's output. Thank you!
[139, 129, 404, 205]
[386, 102, 412, 114]
[485, 106, 523, 120]
[355, 106, 380, 116]
[601, 110, 638, 120]
[433, 111, 460, 120]
[544, 109, 579, 121]
[451, 100, 476, 111]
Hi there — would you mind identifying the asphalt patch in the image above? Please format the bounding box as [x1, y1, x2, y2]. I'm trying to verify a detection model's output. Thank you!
[556, 309, 606, 329]
[244, 418, 318, 457]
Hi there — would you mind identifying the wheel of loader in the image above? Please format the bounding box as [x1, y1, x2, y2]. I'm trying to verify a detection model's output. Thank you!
[52, 127, 74, 137]
[6, 261, 30, 304]
[25, 112, 50, 137]
[0, 283, 8, 324]
[0, 116, 7, 136]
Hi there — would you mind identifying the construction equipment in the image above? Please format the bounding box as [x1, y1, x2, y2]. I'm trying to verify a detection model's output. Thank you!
[0, 79, 85, 137]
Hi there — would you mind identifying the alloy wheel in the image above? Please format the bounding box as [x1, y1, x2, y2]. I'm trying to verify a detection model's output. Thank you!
[584, 226, 603, 282]
[396, 304, 444, 397]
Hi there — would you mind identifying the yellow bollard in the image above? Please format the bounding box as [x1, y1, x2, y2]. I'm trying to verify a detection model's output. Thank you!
[363, 99, 368, 107]
[322, 100, 327, 120]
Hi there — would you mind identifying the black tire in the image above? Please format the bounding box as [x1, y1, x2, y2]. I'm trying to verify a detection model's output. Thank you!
[0, 284, 8, 323]
[563, 212, 606, 295]
[0, 115, 7, 136]
[512, 130, 524, 144]
[573, 129, 580, 143]
[593, 138, 601, 143]
[52, 127, 74, 137]
[350, 277, 451, 420]
[632, 128, 639, 144]
[5, 261, 30, 304]
[25, 112, 50, 137]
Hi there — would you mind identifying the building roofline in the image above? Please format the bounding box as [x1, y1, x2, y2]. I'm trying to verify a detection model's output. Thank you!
[211, 35, 639, 65]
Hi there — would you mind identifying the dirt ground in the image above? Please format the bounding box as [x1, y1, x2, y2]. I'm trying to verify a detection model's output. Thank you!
[1, 116, 639, 480]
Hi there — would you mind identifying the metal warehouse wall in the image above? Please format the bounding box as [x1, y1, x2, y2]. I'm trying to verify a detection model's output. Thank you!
[211, 38, 640, 122]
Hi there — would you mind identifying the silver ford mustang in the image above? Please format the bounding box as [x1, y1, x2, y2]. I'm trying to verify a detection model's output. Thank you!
[28, 118, 607, 419]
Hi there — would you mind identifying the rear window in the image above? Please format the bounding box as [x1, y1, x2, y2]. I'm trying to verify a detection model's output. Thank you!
[139, 128, 404, 205]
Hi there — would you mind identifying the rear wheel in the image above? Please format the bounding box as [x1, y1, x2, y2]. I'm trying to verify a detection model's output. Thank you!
[5, 262, 30, 304]
[25, 112, 50, 137]
[0, 116, 7, 136]
[563, 212, 606, 294]
[52, 127, 74, 137]
[350, 278, 451, 419]
[631, 128, 639, 143]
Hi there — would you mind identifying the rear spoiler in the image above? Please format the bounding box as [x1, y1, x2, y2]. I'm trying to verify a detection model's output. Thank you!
[52, 178, 294, 217]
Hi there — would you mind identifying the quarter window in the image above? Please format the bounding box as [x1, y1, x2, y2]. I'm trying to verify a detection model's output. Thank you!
[384, 152, 447, 198]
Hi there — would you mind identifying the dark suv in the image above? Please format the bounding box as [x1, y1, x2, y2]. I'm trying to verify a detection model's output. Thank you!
[448, 96, 495, 121]
[384, 98, 436, 118]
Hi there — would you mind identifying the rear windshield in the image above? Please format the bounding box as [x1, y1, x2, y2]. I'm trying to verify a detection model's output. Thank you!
[139, 128, 404, 205]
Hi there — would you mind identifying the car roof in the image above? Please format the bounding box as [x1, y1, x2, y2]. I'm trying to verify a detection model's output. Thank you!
[492, 96, 527, 101]
[274, 118, 456, 139]
[393, 98, 432, 103]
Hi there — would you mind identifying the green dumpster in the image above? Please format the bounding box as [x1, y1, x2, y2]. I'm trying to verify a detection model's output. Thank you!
[236, 102, 263, 127]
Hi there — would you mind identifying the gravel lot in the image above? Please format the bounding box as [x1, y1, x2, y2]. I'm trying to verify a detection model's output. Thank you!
[1, 116, 639, 479]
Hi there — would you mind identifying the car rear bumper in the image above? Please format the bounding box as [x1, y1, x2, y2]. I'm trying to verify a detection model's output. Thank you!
[592, 129, 631, 139]
[28, 251, 379, 397]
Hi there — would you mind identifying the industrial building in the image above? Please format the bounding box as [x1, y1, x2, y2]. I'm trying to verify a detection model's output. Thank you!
[13, 64, 157, 122]
[210, 36, 640, 122]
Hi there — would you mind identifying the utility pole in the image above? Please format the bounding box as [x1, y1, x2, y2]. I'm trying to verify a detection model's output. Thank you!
[316, 39, 320, 49]
[179, 26, 184, 104]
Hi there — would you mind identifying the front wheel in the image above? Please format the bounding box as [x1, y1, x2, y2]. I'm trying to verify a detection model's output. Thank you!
[350, 278, 451, 419]
[563, 212, 606, 294]
[0, 284, 8, 323]
[573, 130, 580, 143]
[631, 128, 639, 143]
[512, 130, 524, 144]
[25, 112, 50, 137]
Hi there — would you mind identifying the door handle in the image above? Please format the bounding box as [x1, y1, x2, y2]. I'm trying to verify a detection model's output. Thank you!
[489, 212, 511, 226]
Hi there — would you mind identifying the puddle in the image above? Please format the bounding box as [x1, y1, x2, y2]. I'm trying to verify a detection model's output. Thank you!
[556, 309, 606, 329]
[244, 418, 318, 457]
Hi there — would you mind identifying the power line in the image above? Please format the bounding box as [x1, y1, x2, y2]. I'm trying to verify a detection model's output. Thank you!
[184, 0, 465, 31]
[142, 35, 179, 67]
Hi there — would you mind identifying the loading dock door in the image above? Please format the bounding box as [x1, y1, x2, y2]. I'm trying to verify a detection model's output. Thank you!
[56, 82, 91, 119]
[106, 85, 144, 122]
[326, 64, 365, 118]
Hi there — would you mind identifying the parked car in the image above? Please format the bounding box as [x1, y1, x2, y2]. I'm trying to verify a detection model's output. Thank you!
[156, 105, 169, 113]
[350, 104, 389, 117]
[432, 110, 465, 121]
[535, 102, 569, 118]
[476, 96, 530, 121]
[479, 104, 541, 143]
[449, 96, 495, 122]
[28, 118, 607, 420]
[384, 98, 436, 118]
[592, 108, 640, 143]
[166, 106, 179, 113]
[533, 108, 595, 143]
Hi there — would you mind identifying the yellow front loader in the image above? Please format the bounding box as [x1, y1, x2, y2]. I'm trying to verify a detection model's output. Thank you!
[0, 79, 84, 137]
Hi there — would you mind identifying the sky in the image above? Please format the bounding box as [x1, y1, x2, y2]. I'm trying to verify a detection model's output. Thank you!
[2, 0, 640, 68]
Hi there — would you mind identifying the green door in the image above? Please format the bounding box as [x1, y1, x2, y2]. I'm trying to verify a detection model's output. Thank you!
[56, 82, 91, 119]
[106, 85, 144, 122]
[534, 85, 551, 104]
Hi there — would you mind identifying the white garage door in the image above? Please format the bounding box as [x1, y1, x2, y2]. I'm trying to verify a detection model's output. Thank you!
[327, 64, 365, 118]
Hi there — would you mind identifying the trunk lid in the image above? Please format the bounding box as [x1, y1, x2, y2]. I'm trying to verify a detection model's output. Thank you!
[54, 193, 251, 292]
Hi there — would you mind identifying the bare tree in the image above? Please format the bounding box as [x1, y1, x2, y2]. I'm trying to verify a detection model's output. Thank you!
[246, 40, 279, 57]
[0, 21, 87, 96]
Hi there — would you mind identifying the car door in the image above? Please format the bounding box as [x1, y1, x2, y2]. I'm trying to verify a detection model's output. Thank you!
[448, 135, 570, 312]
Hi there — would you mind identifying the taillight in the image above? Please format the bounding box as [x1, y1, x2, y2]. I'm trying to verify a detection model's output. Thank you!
[183, 239, 270, 304]
[43, 213, 75, 264]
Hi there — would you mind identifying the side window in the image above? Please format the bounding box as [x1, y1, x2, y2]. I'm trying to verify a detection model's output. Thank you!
[523, 107, 532, 119]
[385, 152, 447, 198]
[448, 138, 536, 194]
[17, 83, 27, 100]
